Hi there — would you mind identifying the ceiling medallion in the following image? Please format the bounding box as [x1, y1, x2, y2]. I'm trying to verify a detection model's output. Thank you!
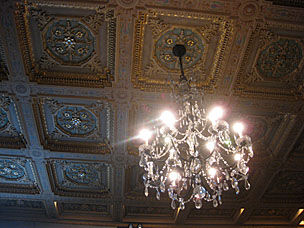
[55, 106, 97, 136]
[256, 39, 303, 78]
[155, 28, 204, 71]
[45, 19, 95, 64]
[138, 44, 253, 210]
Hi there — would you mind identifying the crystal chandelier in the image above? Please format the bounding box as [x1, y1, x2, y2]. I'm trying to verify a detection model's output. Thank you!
[138, 44, 253, 210]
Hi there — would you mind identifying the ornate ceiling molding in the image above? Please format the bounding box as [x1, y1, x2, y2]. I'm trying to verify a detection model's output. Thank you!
[14, 1, 117, 88]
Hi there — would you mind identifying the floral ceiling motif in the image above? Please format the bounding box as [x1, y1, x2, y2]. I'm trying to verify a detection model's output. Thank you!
[155, 28, 204, 71]
[64, 163, 99, 185]
[45, 19, 95, 64]
[0, 159, 25, 180]
[256, 39, 303, 78]
[55, 106, 97, 136]
[0, 108, 8, 129]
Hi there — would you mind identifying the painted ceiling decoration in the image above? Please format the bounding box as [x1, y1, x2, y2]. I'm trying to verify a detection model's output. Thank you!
[0, 0, 304, 227]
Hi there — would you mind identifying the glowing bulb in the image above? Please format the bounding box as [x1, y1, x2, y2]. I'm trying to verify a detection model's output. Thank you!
[206, 141, 215, 152]
[169, 171, 180, 182]
[160, 111, 176, 127]
[233, 122, 244, 136]
[138, 129, 152, 144]
[165, 136, 171, 144]
[208, 107, 223, 122]
[234, 153, 241, 161]
[208, 167, 216, 178]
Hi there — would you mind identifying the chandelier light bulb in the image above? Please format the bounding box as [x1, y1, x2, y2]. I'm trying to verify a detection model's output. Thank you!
[233, 122, 244, 136]
[164, 136, 171, 144]
[208, 107, 223, 122]
[169, 171, 180, 182]
[206, 141, 215, 152]
[160, 111, 176, 127]
[234, 153, 241, 161]
[208, 167, 217, 178]
[138, 129, 152, 144]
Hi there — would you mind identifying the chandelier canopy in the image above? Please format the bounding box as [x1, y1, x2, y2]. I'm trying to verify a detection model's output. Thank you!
[138, 44, 253, 210]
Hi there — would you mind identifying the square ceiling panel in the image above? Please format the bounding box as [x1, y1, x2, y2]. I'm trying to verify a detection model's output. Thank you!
[132, 8, 234, 92]
[234, 21, 304, 99]
[0, 95, 26, 149]
[33, 97, 114, 153]
[46, 159, 112, 198]
[262, 170, 304, 203]
[0, 156, 40, 194]
[14, 1, 116, 88]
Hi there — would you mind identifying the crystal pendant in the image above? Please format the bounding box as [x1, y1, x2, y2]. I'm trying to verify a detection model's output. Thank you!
[144, 186, 149, 197]
[171, 200, 176, 209]
[195, 199, 202, 209]
[245, 179, 251, 190]
[160, 181, 166, 193]
[180, 202, 185, 210]
[218, 195, 222, 205]
[156, 190, 160, 200]
[223, 181, 229, 191]
[235, 186, 240, 195]
[213, 199, 218, 207]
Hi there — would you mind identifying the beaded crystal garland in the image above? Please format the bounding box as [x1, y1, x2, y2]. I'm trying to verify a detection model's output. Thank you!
[138, 45, 253, 210]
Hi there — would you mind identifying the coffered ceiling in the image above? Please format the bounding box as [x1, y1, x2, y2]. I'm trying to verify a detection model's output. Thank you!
[0, 0, 304, 227]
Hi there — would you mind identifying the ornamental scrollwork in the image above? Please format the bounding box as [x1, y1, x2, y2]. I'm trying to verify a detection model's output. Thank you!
[45, 19, 95, 64]
[256, 39, 303, 78]
[198, 22, 219, 44]
[147, 16, 170, 39]
[29, 8, 53, 31]
[154, 28, 204, 71]
[38, 52, 59, 70]
[83, 7, 106, 34]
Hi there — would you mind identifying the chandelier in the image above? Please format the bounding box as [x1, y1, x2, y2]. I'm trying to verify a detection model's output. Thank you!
[138, 44, 253, 210]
